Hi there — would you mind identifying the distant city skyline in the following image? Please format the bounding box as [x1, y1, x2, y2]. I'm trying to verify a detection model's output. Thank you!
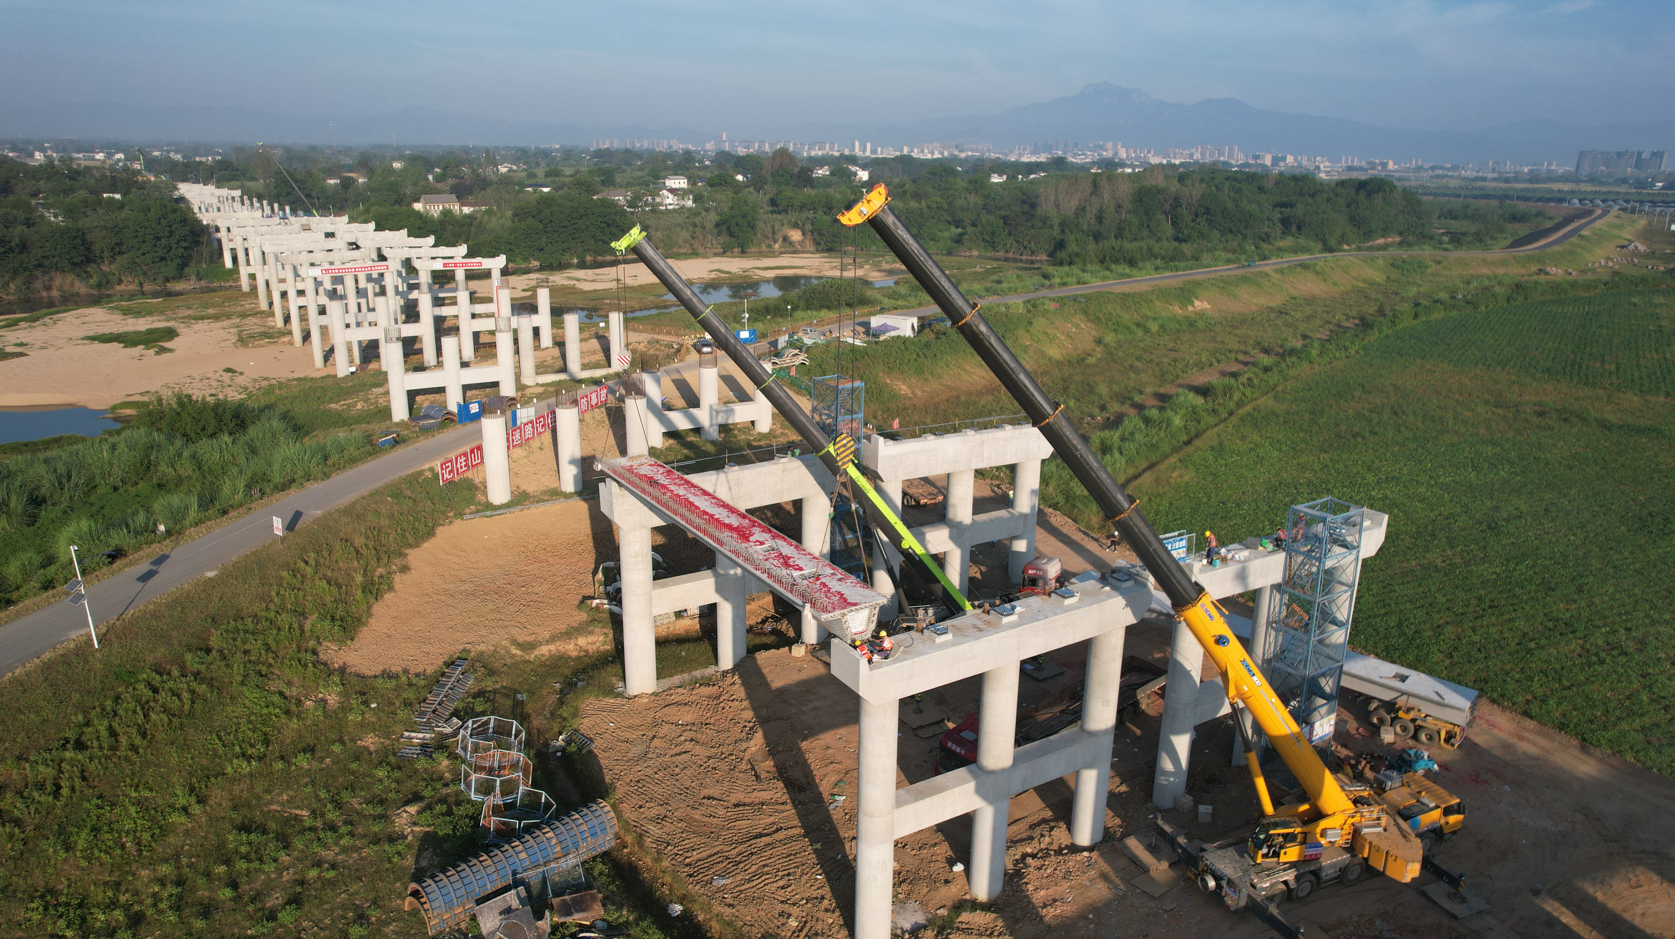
[1, 0, 1670, 139]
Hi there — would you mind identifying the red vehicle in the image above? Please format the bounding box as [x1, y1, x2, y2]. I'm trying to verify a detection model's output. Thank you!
[1019, 555, 1065, 597]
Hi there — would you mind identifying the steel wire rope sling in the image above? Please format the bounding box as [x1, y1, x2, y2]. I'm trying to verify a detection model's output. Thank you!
[613, 236, 656, 448]
[837, 184, 1360, 821]
[610, 224, 970, 618]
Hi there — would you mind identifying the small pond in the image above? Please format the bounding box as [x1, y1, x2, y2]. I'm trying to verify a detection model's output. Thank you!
[0, 406, 122, 445]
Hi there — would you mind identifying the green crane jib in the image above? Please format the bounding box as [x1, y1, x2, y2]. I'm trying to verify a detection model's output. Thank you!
[610, 225, 971, 621]
[838, 184, 1425, 893]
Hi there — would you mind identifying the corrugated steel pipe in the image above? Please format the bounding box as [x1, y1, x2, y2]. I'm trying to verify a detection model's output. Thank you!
[405, 799, 618, 934]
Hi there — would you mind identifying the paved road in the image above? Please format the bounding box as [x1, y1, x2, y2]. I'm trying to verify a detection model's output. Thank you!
[0, 422, 482, 677]
[0, 209, 1611, 677]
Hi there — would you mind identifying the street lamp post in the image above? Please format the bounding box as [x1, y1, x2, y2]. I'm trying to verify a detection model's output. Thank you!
[68, 544, 98, 649]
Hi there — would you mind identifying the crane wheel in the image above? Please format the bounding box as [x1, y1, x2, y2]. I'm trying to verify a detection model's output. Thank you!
[1416, 726, 1440, 747]
[1340, 859, 1366, 886]
[1420, 832, 1438, 854]
[1392, 718, 1415, 739]
[1368, 707, 1391, 727]
[1288, 873, 1318, 901]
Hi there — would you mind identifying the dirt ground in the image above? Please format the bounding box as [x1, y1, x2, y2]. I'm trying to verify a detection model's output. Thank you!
[579, 636, 1675, 939]
[505, 253, 899, 294]
[0, 299, 313, 408]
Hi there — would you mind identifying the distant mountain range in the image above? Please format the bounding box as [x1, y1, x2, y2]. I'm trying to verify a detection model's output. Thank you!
[2, 85, 1671, 166]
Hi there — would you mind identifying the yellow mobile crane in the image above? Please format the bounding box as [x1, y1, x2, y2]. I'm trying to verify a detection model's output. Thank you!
[839, 185, 1433, 931]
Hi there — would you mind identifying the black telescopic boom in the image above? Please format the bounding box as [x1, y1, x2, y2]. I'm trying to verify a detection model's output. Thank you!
[628, 232, 965, 614]
[864, 203, 1203, 609]
[630, 237, 842, 478]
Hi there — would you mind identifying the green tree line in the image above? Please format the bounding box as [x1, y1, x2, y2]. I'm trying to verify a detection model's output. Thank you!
[0, 158, 210, 293]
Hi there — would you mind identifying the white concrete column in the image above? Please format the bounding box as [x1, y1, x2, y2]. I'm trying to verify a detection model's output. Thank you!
[638, 370, 664, 449]
[699, 363, 720, 442]
[517, 314, 536, 386]
[1072, 628, 1127, 845]
[620, 513, 657, 696]
[417, 285, 438, 366]
[563, 311, 582, 378]
[494, 314, 516, 397]
[944, 468, 975, 595]
[1008, 458, 1043, 582]
[459, 289, 476, 362]
[752, 385, 773, 433]
[625, 391, 651, 457]
[235, 233, 249, 291]
[306, 275, 325, 369]
[537, 287, 553, 348]
[287, 264, 305, 346]
[802, 495, 830, 559]
[854, 694, 899, 939]
[714, 555, 748, 669]
[970, 664, 1019, 902]
[1154, 616, 1205, 809]
[800, 605, 825, 646]
[219, 226, 233, 268]
[267, 250, 284, 322]
[442, 336, 465, 409]
[383, 326, 410, 421]
[555, 402, 582, 493]
[482, 411, 512, 505]
[608, 310, 625, 370]
[254, 247, 271, 310]
[330, 299, 351, 378]
[384, 269, 401, 329]
[870, 478, 903, 620]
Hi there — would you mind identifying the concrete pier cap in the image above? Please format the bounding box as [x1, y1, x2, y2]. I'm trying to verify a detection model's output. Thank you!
[831, 570, 1152, 939]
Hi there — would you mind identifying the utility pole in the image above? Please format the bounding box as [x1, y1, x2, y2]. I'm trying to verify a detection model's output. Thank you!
[67, 545, 98, 649]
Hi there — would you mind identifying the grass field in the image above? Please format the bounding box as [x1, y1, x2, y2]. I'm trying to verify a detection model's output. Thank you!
[0, 471, 717, 939]
[1124, 286, 1675, 774]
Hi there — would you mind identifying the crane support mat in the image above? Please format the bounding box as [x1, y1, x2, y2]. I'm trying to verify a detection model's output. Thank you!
[600, 456, 888, 638]
[1421, 881, 1492, 918]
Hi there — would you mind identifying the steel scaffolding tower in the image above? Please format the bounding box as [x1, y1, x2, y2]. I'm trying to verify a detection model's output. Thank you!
[811, 374, 864, 440]
[1261, 497, 1367, 750]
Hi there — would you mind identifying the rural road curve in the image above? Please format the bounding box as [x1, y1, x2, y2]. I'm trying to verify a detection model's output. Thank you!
[0, 208, 1612, 678]
[0, 421, 482, 678]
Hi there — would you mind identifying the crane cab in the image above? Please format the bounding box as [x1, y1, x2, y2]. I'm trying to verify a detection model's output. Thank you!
[1020, 555, 1064, 597]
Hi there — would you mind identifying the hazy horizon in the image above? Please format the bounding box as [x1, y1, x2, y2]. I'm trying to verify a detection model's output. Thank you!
[2, 0, 1671, 143]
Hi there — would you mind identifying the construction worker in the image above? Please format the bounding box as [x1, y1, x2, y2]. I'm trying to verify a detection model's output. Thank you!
[868, 629, 896, 661]
[1274, 526, 1288, 549]
[1204, 531, 1221, 567]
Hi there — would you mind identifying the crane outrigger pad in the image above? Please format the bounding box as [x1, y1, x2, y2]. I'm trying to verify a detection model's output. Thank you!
[599, 455, 887, 642]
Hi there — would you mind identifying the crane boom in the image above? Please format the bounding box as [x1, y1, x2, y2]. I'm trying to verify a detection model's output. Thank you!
[839, 188, 1422, 877]
[611, 225, 971, 619]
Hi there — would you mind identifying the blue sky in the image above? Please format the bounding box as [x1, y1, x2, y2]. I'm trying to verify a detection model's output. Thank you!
[2, 0, 1670, 133]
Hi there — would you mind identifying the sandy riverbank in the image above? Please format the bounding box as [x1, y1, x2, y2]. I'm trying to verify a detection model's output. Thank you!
[0, 303, 314, 409]
[506, 252, 900, 293]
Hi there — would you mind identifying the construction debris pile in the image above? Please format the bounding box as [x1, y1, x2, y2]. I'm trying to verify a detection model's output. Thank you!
[398, 657, 473, 759]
